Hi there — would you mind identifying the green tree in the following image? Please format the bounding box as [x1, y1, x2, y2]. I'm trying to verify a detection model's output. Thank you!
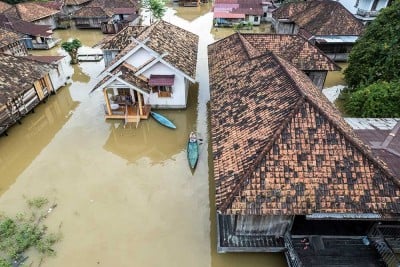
[344, 81, 400, 117]
[344, 0, 400, 89]
[142, 0, 166, 23]
[61, 39, 82, 65]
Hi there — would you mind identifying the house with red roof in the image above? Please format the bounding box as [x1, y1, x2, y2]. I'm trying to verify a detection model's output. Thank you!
[213, 0, 264, 27]
[208, 32, 400, 266]
[0, 14, 60, 50]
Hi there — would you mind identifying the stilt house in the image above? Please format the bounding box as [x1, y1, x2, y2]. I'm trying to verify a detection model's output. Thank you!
[91, 20, 198, 127]
[0, 27, 27, 56]
[208, 33, 400, 267]
[0, 54, 55, 136]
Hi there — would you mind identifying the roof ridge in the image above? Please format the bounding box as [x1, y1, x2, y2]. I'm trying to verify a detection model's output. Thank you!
[274, 53, 400, 187]
[304, 96, 400, 188]
[237, 32, 262, 59]
[219, 97, 305, 213]
[218, 51, 305, 213]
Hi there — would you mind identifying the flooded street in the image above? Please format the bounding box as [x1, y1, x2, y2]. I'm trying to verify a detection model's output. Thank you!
[0, 6, 316, 267]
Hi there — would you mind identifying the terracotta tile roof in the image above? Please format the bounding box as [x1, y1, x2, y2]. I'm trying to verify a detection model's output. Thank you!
[0, 53, 52, 104]
[0, 1, 11, 12]
[72, 6, 110, 18]
[92, 63, 150, 93]
[208, 33, 400, 217]
[273, 0, 364, 36]
[0, 14, 53, 37]
[96, 25, 147, 50]
[14, 2, 59, 22]
[0, 27, 21, 48]
[240, 33, 340, 71]
[24, 55, 65, 64]
[35, 1, 64, 11]
[65, 0, 92, 6]
[107, 20, 198, 79]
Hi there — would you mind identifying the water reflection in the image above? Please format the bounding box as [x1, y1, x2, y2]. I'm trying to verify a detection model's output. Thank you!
[169, 2, 212, 21]
[0, 88, 78, 194]
[103, 85, 199, 164]
[324, 62, 348, 88]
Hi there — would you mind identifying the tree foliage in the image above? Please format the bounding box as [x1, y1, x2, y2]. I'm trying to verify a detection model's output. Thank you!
[61, 39, 82, 65]
[344, 81, 400, 117]
[142, 0, 166, 22]
[0, 197, 61, 267]
[344, 0, 400, 89]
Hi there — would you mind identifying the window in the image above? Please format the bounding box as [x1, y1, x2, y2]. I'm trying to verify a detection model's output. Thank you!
[152, 86, 172, 97]
[149, 74, 175, 98]
[254, 16, 259, 22]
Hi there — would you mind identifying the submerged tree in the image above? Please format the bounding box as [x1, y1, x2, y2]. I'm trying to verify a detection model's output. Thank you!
[61, 39, 82, 65]
[0, 197, 61, 267]
[142, 0, 166, 23]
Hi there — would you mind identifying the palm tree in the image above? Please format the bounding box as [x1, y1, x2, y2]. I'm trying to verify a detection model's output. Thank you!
[61, 39, 82, 65]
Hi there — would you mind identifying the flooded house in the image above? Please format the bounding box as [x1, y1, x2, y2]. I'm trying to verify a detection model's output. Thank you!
[0, 27, 28, 56]
[2, 2, 60, 30]
[24, 55, 72, 92]
[213, 0, 263, 27]
[91, 20, 198, 127]
[63, 0, 92, 15]
[338, 0, 393, 24]
[208, 33, 400, 266]
[272, 0, 365, 61]
[0, 54, 55, 136]
[71, 0, 139, 31]
[0, 14, 61, 50]
[235, 33, 340, 90]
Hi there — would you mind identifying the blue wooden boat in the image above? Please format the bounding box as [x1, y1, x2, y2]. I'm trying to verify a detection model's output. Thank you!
[187, 132, 199, 169]
[150, 111, 176, 129]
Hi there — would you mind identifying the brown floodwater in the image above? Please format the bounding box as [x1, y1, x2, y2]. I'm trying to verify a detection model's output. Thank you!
[0, 7, 292, 267]
[324, 62, 348, 88]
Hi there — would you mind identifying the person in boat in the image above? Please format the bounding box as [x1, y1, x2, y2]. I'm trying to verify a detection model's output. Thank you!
[189, 132, 196, 143]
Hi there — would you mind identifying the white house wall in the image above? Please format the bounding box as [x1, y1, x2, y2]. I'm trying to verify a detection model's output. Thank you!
[34, 16, 57, 30]
[142, 62, 188, 109]
[49, 57, 72, 91]
[125, 47, 154, 69]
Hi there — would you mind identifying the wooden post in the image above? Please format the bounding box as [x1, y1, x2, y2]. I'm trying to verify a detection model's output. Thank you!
[138, 92, 143, 116]
[103, 89, 111, 115]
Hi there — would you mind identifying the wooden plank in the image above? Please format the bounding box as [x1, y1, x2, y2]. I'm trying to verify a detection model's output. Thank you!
[103, 89, 111, 115]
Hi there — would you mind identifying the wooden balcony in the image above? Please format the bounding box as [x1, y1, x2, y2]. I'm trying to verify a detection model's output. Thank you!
[104, 104, 151, 120]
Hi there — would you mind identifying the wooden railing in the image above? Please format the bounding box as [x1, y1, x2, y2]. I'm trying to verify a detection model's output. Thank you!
[284, 233, 304, 267]
[368, 224, 400, 267]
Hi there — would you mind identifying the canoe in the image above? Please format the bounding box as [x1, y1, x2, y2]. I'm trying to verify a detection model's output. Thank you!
[187, 132, 199, 169]
[150, 111, 176, 129]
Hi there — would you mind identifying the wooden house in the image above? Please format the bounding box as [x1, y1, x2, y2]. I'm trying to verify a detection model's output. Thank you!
[24, 55, 72, 92]
[0, 27, 28, 56]
[338, 0, 393, 24]
[0, 54, 55, 136]
[63, 0, 92, 15]
[0, 14, 61, 50]
[2, 2, 60, 30]
[72, 0, 139, 31]
[208, 33, 400, 266]
[236, 33, 340, 90]
[213, 0, 263, 27]
[91, 20, 198, 127]
[272, 0, 365, 61]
